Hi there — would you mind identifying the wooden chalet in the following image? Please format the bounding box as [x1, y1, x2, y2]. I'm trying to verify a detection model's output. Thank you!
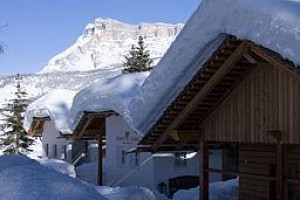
[139, 35, 300, 200]
[71, 110, 116, 185]
[27, 117, 50, 137]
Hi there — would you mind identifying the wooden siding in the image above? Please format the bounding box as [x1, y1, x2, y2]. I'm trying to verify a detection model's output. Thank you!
[239, 145, 276, 200]
[287, 146, 300, 199]
[202, 64, 300, 144]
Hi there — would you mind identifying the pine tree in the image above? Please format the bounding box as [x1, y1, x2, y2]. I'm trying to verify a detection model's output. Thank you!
[0, 74, 33, 154]
[122, 36, 153, 73]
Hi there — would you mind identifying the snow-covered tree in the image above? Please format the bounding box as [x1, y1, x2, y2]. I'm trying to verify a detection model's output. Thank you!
[0, 74, 33, 154]
[122, 36, 153, 73]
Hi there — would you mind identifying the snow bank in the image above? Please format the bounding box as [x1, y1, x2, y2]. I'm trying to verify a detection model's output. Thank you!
[68, 72, 149, 131]
[0, 155, 107, 200]
[96, 186, 169, 200]
[36, 158, 76, 178]
[24, 89, 78, 133]
[128, 0, 300, 135]
[76, 161, 98, 184]
[173, 178, 239, 200]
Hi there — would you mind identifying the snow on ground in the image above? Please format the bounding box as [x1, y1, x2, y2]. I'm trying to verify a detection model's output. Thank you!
[68, 72, 149, 131]
[0, 155, 171, 200]
[76, 161, 98, 184]
[173, 178, 239, 200]
[36, 158, 76, 178]
[96, 186, 169, 200]
[0, 155, 107, 200]
[24, 89, 78, 133]
[128, 0, 300, 136]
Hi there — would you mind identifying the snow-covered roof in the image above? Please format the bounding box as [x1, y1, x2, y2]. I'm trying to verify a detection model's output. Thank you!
[24, 89, 78, 133]
[128, 0, 300, 136]
[68, 72, 150, 131]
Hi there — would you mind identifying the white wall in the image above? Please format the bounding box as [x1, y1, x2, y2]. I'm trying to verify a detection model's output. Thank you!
[42, 121, 71, 161]
[104, 115, 223, 194]
[115, 150, 222, 195]
[105, 115, 142, 185]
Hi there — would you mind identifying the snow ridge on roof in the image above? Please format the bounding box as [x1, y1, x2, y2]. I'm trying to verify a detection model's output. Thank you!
[68, 72, 150, 131]
[24, 89, 78, 133]
[128, 0, 300, 135]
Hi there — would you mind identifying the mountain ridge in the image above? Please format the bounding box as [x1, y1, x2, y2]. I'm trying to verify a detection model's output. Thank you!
[40, 18, 183, 74]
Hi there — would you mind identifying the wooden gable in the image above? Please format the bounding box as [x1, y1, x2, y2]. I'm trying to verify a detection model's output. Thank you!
[139, 35, 300, 150]
[27, 117, 50, 137]
[72, 111, 116, 140]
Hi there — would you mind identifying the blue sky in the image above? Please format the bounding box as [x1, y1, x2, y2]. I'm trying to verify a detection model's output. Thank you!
[0, 0, 201, 75]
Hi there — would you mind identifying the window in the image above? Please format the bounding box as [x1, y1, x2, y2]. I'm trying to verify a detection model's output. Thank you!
[175, 152, 187, 167]
[53, 144, 57, 158]
[135, 152, 140, 166]
[45, 144, 49, 157]
[121, 150, 126, 165]
[61, 145, 67, 160]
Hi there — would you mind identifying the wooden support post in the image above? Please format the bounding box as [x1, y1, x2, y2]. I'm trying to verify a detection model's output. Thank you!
[199, 140, 209, 200]
[276, 144, 285, 200]
[97, 133, 103, 186]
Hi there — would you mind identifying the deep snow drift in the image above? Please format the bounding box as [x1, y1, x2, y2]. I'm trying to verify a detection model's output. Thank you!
[0, 155, 172, 200]
[0, 155, 107, 200]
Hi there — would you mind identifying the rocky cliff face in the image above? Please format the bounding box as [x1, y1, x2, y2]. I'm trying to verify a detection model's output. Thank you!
[40, 18, 183, 73]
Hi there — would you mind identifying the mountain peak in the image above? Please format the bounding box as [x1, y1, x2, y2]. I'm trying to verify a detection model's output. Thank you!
[40, 18, 183, 74]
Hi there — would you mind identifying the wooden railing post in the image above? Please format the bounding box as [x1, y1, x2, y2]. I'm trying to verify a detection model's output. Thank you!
[97, 133, 103, 186]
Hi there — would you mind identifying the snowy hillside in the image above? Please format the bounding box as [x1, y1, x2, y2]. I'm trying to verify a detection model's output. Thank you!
[0, 69, 120, 111]
[40, 18, 183, 73]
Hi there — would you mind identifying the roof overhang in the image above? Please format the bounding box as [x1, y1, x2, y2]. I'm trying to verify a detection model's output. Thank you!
[71, 110, 117, 140]
[139, 35, 300, 151]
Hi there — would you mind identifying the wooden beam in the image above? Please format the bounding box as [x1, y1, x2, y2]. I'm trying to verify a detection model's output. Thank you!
[169, 130, 202, 142]
[243, 52, 257, 64]
[77, 117, 92, 139]
[85, 111, 116, 118]
[199, 140, 209, 200]
[153, 41, 248, 150]
[249, 44, 300, 81]
[27, 117, 49, 137]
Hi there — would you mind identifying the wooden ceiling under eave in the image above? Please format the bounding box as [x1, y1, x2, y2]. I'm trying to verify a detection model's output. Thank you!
[72, 111, 116, 140]
[27, 117, 50, 137]
[139, 35, 292, 151]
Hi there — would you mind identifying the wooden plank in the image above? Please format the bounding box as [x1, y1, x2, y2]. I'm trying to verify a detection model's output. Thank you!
[240, 144, 275, 152]
[239, 150, 276, 158]
[241, 80, 246, 143]
[278, 69, 283, 135]
[289, 76, 294, 144]
[266, 65, 273, 140]
[250, 72, 255, 143]
[271, 67, 279, 133]
[260, 67, 266, 142]
[254, 68, 260, 142]
[153, 42, 248, 149]
[293, 80, 300, 144]
[245, 75, 251, 142]
[283, 72, 289, 143]
[276, 144, 284, 200]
